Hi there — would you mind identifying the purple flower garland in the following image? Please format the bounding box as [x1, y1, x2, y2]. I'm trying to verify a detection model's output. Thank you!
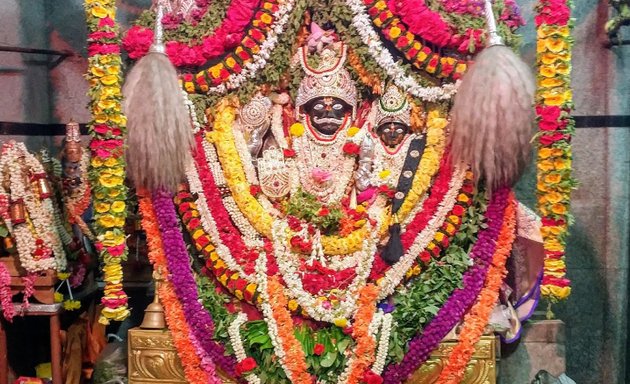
[382, 187, 510, 383]
[152, 189, 238, 377]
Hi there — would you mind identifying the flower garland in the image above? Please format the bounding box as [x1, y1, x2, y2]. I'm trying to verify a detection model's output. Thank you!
[345, 283, 380, 384]
[363, 0, 469, 80]
[152, 189, 236, 378]
[123, 0, 260, 65]
[137, 193, 218, 384]
[0, 262, 16, 321]
[382, 188, 510, 384]
[209, 101, 369, 255]
[182, 0, 296, 94]
[376, 165, 467, 300]
[228, 313, 261, 384]
[256, 259, 312, 384]
[344, 0, 460, 102]
[396, 109, 448, 225]
[436, 193, 517, 382]
[0, 144, 55, 273]
[84, 0, 130, 324]
[534, 0, 574, 303]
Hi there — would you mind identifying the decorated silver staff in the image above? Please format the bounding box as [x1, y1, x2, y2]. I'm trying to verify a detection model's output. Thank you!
[448, 0, 536, 192]
[122, 0, 193, 192]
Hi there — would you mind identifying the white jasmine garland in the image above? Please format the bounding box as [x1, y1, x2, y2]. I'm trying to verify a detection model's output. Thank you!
[228, 313, 261, 384]
[371, 312, 392, 375]
[232, 121, 260, 185]
[0, 143, 59, 272]
[182, 90, 202, 133]
[377, 165, 468, 299]
[344, 0, 460, 102]
[255, 252, 294, 381]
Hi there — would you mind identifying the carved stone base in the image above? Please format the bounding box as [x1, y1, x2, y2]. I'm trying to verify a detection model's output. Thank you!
[406, 336, 499, 384]
[128, 328, 498, 384]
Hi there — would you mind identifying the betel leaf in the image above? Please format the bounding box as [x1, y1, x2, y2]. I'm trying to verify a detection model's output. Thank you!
[336, 338, 351, 353]
[320, 351, 337, 368]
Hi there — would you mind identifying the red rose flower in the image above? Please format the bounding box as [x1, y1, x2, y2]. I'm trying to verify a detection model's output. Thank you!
[419, 251, 431, 263]
[451, 204, 465, 216]
[538, 105, 562, 122]
[236, 357, 257, 375]
[313, 343, 325, 356]
[363, 371, 384, 384]
[250, 185, 262, 196]
[539, 132, 569, 146]
[318, 207, 330, 217]
[283, 148, 296, 158]
[342, 142, 361, 155]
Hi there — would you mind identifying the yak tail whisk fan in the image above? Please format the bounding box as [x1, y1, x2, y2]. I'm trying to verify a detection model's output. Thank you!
[122, 1, 193, 192]
[449, 0, 536, 192]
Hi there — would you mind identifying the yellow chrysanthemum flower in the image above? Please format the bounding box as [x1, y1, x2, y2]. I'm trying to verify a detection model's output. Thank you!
[111, 201, 126, 213]
[290, 122, 305, 137]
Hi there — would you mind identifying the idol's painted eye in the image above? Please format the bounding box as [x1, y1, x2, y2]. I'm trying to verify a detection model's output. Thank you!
[332, 103, 343, 111]
[396, 128, 404, 134]
[383, 128, 391, 133]
[314, 103, 325, 111]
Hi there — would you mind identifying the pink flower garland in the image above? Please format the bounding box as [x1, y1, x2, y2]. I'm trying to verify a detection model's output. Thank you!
[123, 0, 260, 67]
[0, 263, 15, 321]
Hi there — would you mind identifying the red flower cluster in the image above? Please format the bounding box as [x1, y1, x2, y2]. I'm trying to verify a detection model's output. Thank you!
[342, 142, 361, 155]
[235, 357, 257, 375]
[363, 370, 384, 384]
[313, 343, 325, 356]
[535, 0, 571, 27]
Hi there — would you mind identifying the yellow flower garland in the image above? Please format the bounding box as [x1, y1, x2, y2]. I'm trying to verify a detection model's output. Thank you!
[85, 0, 130, 324]
[396, 109, 448, 221]
[209, 100, 369, 255]
[535, 0, 575, 303]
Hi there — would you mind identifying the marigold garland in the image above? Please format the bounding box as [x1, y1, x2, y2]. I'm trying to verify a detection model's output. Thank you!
[137, 193, 215, 384]
[534, 0, 574, 303]
[84, 0, 130, 324]
[346, 283, 380, 384]
[265, 276, 312, 383]
[436, 193, 517, 383]
[363, 0, 469, 80]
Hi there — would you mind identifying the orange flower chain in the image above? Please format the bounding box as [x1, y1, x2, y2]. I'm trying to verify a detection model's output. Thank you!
[437, 194, 517, 383]
[84, 0, 130, 324]
[534, 0, 575, 303]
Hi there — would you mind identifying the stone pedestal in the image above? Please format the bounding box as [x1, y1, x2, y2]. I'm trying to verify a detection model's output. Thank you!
[499, 319, 566, 383]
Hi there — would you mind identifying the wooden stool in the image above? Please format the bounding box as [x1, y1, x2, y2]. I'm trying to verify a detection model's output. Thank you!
[0, 303, 63, 384]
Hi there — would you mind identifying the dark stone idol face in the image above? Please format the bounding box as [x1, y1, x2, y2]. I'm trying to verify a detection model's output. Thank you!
[376, 121, 409, 148]
[304, 96, 351, 136]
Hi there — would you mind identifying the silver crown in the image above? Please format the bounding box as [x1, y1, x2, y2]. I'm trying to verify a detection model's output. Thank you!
[295, 45, 357, 117]
[374, 84, 411, 127]
[239, 94, 272, 129]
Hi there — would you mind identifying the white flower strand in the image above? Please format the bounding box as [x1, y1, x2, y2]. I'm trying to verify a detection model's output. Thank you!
[377, 165, 467, 300]
[182, 90, 202, 133]
[207, 0, 296, 94]
[255, 252, 295, 382]
[371, 313, 393, 375]
[228, 313, 261, 384]
[232, 121, 260, 185]
[345, 0, 460, 102]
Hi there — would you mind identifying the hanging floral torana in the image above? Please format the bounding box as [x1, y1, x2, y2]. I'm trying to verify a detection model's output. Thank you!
[101, 0, 572, 382]
[84, 0, 130, 324]
[534, 0, 575, 303]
